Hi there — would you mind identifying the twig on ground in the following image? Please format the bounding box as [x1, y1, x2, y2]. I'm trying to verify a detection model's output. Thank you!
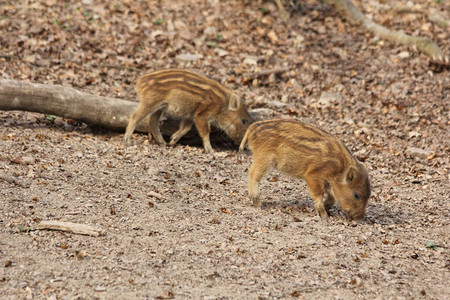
[148, 191, 164, 200]
[274, 0, 289, 21]
[243, 67, 290, 79]
[36, 220, 106, 237]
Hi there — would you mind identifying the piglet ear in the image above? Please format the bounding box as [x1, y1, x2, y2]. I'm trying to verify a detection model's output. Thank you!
[346, 166, 358, 183]
[228, 93, 240, 111]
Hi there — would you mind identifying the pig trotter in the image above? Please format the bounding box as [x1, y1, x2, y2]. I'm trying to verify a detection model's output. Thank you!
[314, 198, 329, 219]
[250, 195, 261, 207]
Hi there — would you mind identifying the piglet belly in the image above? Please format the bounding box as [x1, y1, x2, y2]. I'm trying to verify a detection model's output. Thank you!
[165, 101, 196, 118]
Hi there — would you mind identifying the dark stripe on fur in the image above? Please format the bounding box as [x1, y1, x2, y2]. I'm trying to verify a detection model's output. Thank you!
[138, 69, 230, 100]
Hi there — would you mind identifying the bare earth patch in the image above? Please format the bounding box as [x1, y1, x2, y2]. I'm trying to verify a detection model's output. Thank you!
[1, 0, 449, 299]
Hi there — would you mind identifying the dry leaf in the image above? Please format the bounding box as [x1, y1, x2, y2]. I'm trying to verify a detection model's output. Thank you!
[220, 207, 233, 214]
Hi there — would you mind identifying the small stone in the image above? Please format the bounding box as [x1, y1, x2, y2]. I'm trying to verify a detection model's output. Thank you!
[147, 167, 158, 176]
[405, 147, 432, 159]
[94, 286, 107, 292]
[269, 100, 288, 108]
[408, 131, 421, 138]
[421, 22, 432, 32]
[24, 55, 36, 64]
[345, 117, 355, 125]
[166, 20, 175, 32]
[214, 48, 229, 57]
[203, 26, 216, 36]
[353, 148, 368, 159]
[317, 25, 326, 34]
[250, 108, 275, 121]
[318, 92, 342, 106]
[294, 34, 305, 45]
[310, 64, 320, 71]
[243, 56, 260, 65]
[175, 53, 203, 63]
[215, 152, 229, 158]
[150, 30, 164, 40]
[22, 156, 36, 165]
[354, 127, 371, 135]
[398, 51, 410, 58]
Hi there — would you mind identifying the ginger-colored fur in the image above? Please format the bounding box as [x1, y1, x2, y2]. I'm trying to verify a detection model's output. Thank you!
[240, 119, 371, 220]
[124, 69, 252, 153]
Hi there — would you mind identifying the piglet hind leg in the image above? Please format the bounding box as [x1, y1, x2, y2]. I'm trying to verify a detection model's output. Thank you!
[248, 154, 274, 207]
[169, 119, 194, 146]
[124, 103, 151, 145]
[148, 109, 166, 145]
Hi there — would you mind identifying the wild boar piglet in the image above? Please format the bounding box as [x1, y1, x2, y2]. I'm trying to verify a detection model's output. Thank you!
[124, 69, 252, 153]
[239, 119, 371, 220]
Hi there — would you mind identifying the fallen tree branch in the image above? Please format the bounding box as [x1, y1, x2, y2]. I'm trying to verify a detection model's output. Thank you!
[275, 0, 447, 63]
[321, 0, 447, 63]
[36, 220, 106, 237]
[383, 5, 449, 28]
[0, 80, 135, 130]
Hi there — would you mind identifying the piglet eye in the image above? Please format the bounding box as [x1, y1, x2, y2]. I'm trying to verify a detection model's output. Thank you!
[354, 192, 361, 200]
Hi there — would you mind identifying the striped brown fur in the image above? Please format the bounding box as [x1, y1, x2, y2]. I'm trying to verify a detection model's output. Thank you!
[124, 69, 252, 153]
[239, 119, 371, 220]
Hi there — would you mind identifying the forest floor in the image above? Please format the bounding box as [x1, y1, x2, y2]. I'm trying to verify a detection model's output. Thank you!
[1, 0, 449, 299]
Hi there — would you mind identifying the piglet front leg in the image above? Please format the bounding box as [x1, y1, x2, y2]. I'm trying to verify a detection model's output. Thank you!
[194, 113, 214, 153]
[306, 178, 329, 219]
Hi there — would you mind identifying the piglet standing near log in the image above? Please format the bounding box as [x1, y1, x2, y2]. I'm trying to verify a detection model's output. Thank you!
[239, 119, 371, 220]
[124, 69, 252, 153]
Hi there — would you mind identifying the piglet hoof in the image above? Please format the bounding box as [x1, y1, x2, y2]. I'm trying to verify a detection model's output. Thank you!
[204, 147, 214, 154]
[155, 139, 166, 146]
[250, 198, 261, 208]
[318, 210, 329, 219]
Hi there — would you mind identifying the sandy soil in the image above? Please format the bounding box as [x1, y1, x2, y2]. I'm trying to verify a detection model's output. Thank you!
[1, 0, 449, 299]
